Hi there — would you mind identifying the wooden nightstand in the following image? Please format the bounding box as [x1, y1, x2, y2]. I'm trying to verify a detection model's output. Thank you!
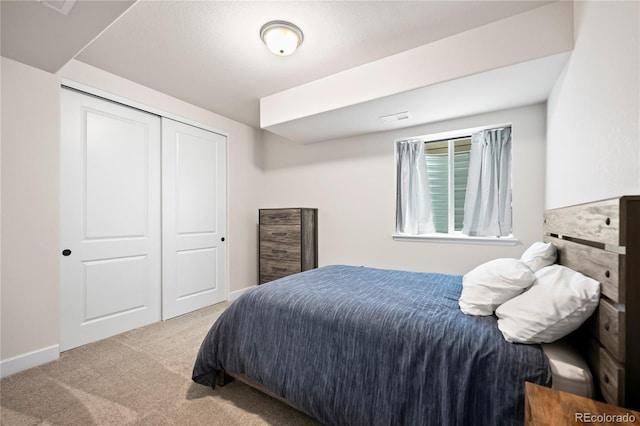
[524, 382, 640, 425]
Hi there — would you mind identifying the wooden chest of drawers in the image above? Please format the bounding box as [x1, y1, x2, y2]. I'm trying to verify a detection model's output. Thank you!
[259, 208, 317, 284]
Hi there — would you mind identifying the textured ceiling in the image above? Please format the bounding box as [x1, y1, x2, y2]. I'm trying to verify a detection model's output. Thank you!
[0, 1, 554, 128]
[73, 1, 554, 127]
[1, 0, 135, 72]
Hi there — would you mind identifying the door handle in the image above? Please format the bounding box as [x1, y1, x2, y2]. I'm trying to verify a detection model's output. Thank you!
[62, 249, 72, 256]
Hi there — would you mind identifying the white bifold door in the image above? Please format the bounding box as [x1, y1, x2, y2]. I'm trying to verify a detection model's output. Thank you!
[60, 89, 226, 351]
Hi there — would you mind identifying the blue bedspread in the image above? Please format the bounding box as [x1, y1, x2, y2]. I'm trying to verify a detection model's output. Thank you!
[193, 265, 551, 425]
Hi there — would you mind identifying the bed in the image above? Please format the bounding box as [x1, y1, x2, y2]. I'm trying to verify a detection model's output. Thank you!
[192, 196, 639, 424]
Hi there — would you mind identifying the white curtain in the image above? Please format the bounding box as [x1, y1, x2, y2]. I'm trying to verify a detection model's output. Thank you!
[396, 139, 435, 235]
[462, 127, 512, 237]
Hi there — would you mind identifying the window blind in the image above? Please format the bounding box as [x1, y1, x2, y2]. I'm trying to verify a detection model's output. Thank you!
[425, 151, 470, 233]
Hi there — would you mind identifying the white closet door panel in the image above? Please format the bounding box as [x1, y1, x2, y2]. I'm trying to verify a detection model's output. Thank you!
[176, 133, 217, 234]
[85, 110, 148, 238]
[176, 248, 218, 299]
[162, 118, 226, 320]
[83, 256, 148, 321]
[60, 89, 161, 351]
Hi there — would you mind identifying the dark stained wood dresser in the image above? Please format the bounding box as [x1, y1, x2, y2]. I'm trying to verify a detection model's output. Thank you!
[259, 208, 318, 284]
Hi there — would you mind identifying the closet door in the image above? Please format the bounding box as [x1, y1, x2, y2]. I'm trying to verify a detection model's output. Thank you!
[60, 89, 161, 351]
[162, 118, 227, 320]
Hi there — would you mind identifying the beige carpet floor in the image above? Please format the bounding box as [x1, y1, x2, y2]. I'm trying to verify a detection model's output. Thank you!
[0, 302, 321, 425]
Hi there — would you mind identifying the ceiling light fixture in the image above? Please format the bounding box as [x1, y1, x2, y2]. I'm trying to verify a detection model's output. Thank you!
[260, 21, 304, 56]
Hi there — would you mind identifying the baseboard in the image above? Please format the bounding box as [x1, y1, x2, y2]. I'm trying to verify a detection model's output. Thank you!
[0, 344, 60, 378]
[228, 285, 257, 301]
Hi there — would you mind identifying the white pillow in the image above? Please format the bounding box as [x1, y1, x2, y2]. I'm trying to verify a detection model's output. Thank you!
[459, 258, 536, 316]
[495, 265, 600, 343]
[520, 242, 557, 272]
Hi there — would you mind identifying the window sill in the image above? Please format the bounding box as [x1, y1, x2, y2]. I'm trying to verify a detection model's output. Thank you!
[392, 233, 519, 246]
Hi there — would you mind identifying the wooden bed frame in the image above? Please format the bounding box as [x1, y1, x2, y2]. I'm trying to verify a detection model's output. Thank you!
[217, 195, 639, 413]
[544, 195, 639, 410]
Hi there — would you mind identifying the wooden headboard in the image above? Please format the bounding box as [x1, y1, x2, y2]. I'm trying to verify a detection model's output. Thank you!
[543, 196, 639, 410]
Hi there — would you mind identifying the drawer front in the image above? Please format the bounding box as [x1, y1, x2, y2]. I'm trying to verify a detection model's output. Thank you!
[598, 299, 625, 362]
[599, 347, 625, 406]
[260, 240, 301, 262]
[260, 259, 301, 283]
[260, 225, 301, 244]
[585, 339, 625, 406]
[586, 298, 625, 362]
[260, 209, 301, 225]
[260, 273, 292, 285]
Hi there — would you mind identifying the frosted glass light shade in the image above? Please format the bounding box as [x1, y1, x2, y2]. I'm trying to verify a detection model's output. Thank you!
[260, 21, 303, 56]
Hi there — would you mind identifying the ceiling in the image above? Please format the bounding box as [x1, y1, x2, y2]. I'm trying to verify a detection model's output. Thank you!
[1, 0, 557, 135]
[1, 0, 136, 73]
[264, 52, 570, 143]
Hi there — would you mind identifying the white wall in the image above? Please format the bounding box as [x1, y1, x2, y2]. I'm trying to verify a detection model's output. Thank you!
[546, 1, 640, 208]
[1, 57, 61, 362]
[0, 58, 263, 369]
[260, 103, 547, 275]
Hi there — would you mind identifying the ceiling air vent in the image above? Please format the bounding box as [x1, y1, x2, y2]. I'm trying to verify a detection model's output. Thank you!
[39, 0, 77, 15]
[378, 111, 411, 124]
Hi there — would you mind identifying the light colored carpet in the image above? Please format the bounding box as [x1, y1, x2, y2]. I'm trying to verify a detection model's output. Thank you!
[0, 302, 321, 425]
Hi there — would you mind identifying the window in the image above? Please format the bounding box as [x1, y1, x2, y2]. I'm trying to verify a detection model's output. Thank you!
[395, 125, 514, 242]
[424, 137, 471, 234]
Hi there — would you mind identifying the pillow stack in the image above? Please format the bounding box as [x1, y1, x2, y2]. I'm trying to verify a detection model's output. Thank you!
[458, 242, 556, 316]
[458, 242, 600, 343]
